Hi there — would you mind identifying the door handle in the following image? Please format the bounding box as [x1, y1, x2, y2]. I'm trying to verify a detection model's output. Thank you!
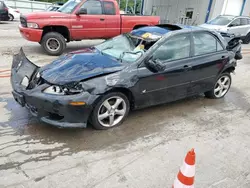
[100, 18, 105, 21]
[183, 65, 192, 70]
[221, 55, 226, 59]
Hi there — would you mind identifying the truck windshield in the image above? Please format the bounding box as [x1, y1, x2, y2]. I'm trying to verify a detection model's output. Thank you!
[95, 34, 146, 63]
[207, 16, 235, 25]
[57, 0, 80, 13]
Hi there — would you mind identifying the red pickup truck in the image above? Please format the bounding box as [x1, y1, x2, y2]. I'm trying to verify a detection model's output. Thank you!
[19, 0, 160, 55]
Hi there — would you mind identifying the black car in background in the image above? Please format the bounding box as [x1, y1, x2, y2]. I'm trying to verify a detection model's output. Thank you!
[11, 25, 242, 130]
[0, 1, 8, 21]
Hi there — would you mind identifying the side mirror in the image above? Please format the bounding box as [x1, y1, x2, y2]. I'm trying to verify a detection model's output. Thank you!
[76, 8, 87, 15]
[145, 59, 165, 73]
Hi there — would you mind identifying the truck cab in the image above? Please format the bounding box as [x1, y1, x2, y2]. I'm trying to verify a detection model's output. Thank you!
[19, 0, 160, 56]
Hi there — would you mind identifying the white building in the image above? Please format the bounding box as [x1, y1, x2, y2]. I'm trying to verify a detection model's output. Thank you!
[143, 0, 250, 25]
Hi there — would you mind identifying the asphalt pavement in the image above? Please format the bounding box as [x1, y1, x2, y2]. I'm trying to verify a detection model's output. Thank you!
[0, 21, 250, 188]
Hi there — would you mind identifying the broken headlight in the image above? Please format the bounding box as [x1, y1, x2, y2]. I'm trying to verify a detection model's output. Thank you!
[43, 85, 83, 95]
[43, 86, 65, 95]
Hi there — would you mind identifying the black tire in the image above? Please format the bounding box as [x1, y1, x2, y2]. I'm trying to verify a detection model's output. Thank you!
[90, 92, 130, 130]
[8, 14, 14, 21]
[41, 32, 66, 56]
[243, 33, 250, 44]
[205, 72, 232, 99]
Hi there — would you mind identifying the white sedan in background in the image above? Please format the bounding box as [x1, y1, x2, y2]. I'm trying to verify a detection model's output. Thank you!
[8, 6, 20, 21]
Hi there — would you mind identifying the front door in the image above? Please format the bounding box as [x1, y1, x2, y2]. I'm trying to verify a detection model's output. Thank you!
[188, 31, 229, 95]
[133, 33, 193, 108]
[71, 0, 106, 40]
[102, 1, 120, 38]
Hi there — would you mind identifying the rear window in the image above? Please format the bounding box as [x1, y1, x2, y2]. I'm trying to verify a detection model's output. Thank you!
[103, 1, 115, 15]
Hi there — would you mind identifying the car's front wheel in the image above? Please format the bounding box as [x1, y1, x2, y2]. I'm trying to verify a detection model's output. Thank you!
[90, 92, 130, 130]
[8, 14, 14, 21]
[205, 72, 232, 99]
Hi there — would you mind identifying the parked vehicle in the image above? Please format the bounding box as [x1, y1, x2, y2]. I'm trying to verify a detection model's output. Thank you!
[200, 15, 250, 44]
[0, 1, 9, 21]
[11, 25, 242, 129]
[8, 6, 20, 21]
[19, 0, 160, 56]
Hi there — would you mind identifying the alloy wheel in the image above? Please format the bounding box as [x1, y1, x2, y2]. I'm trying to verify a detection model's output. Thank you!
[214, 75, 231, 98]
[97, 96, 127, 127]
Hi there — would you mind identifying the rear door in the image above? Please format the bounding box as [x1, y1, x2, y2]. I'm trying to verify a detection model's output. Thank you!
[187, 31, 229, 95]
[103, 1, 120, 38]
[134, 33, 193, 108]
[71, 0, 106, 39]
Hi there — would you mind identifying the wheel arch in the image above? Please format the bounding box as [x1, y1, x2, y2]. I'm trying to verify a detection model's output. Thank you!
[42, 25, 70, 42]
[93, 87, 135, 110]
[222, 66, 235, 74]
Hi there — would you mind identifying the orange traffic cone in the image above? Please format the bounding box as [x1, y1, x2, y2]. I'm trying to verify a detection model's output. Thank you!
[172, 148, 196, 188]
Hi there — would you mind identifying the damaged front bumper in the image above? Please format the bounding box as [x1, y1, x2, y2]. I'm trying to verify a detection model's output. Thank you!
[11, 49, 98, 128]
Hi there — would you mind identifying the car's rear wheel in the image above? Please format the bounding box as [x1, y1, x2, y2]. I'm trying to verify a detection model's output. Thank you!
[8, 14, 14, 21]
[90, 92, 130, 130]
[41, 32, 66, 56]
[205, 72, 231, 99]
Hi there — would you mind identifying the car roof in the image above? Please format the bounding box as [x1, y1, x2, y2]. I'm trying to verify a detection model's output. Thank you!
[219, 15, 250, 18]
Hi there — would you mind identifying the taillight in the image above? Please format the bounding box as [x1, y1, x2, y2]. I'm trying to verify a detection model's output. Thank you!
[4, 8, 8, 11]
[15, 10, 20, 13]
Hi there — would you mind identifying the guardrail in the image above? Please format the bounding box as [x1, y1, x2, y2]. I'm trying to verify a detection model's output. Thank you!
[5, 0, 52, 13]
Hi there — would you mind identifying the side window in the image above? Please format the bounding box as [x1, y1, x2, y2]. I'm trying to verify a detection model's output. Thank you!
[81, 1, 102, 15]
[103, 1, 115, 15]
[248, 19, 250, 25]
[240, 18, 248, 25]
[230, 18, 240, 27]
[0, 2, 3, 8]
[153, 34, 191, 62]
[193, 32, 219, 56]
[217, 41, 224, 51]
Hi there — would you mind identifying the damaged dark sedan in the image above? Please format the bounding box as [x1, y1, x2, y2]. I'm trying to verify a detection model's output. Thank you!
[11, 25, 242, 129]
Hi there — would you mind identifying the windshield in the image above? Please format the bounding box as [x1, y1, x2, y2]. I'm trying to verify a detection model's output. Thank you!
[58, 0, 80, 13]
[95, 34, 147, 63]
[207, 16, 235, 25]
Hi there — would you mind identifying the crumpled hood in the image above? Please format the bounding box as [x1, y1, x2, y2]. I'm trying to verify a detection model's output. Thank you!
[23, 11, 70, 20]
[40, 48, 124, 85]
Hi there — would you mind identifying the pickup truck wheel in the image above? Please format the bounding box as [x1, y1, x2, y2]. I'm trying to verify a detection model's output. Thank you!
[41, 32, 66, 56]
